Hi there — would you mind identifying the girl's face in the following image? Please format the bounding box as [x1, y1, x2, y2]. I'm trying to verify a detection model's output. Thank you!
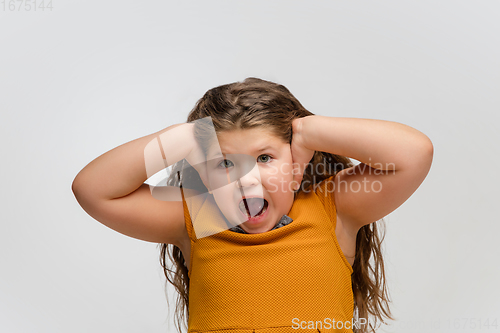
[205, 128, 295, 234]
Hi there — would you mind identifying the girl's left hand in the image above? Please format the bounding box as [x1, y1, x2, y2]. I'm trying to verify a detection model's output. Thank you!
[290, 118, 315, 191]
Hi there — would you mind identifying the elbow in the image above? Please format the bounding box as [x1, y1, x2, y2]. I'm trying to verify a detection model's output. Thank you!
[403, 136, 433, 173]
[418, 137, 434, 172]
[71, 179, 82, 201]
[71, 175, 86, 199]
[414, 132, 434, 159]
[423, 137, 434, 160]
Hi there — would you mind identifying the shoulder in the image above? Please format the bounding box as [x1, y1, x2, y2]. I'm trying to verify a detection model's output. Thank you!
[310, 175, 336, 206]
[311, 175, 360, 235]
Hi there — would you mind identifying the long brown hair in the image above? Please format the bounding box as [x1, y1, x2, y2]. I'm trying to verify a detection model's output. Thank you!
[158, 77, 394, 332]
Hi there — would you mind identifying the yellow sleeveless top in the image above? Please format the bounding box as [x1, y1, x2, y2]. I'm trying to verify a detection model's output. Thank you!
[181, 175, 354, 333]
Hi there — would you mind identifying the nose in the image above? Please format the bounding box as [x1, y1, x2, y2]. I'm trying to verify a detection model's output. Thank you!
[236, 163, 261, 189]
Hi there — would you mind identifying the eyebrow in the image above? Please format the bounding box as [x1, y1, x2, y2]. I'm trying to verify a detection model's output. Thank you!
[208, 145, 276, 159]
[255, 145, 275, 153]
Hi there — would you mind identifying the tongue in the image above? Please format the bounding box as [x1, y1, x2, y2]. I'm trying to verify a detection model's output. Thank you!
[239, 198, 265, 217]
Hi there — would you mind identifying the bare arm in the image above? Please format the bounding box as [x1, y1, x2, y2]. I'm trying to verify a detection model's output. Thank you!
[71, 122, 203, 245]
[73, 123, 194, 200]
[293, 115, 433, 234]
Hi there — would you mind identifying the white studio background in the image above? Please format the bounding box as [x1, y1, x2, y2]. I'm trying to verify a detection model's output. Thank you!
[1, 1, 499, 332]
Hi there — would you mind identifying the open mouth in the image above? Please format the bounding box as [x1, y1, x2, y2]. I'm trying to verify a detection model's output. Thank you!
[238, 197, 269, 218]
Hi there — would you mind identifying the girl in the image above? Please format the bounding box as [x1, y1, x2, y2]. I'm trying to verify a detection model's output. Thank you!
[72, 78, 433, 333]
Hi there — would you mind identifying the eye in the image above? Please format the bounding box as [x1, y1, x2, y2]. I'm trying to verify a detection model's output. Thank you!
[217, 159, 234, 169]
[257, 154, 273, 163]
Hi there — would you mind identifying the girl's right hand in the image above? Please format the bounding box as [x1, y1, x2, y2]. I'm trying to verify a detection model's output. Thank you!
[185, 122, 212, 192]
[291, 117, 315, 191]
